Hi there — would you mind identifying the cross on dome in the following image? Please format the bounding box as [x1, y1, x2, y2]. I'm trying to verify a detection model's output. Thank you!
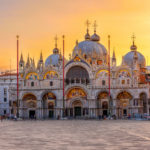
[130, 33, 137, 51]
[85, 19, 90, 30]
[54, 35, 58, 48]
[131, 33, 136, 45]
[93, 20, 98, 33]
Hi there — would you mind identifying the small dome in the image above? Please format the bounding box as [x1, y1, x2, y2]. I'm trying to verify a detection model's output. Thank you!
[91, 33, 100, 42]
[123, 51, 145, 67]
[53, 47, 59, 54]
[45, 54, 60, 67]
[130, 44, 137, 51]
[85, 32, 90, 40]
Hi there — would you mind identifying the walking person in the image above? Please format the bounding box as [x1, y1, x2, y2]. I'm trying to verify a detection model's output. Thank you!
[0, 115, 3, 122]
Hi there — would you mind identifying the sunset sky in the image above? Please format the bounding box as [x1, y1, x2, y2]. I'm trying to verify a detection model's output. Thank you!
[0, 0, 150, 71]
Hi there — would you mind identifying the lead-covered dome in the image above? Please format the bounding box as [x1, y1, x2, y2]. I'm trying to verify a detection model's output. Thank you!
[45, 53, 60, 67]
[91, 33, 100, 41]
[123, 51, 145, 67]
[123, 40, 145, 67]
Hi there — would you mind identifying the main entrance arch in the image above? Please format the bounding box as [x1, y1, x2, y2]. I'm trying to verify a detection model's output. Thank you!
[66, 87, 87, 118]
[72, 100, 83, 117]
[42, 92, 56, 119]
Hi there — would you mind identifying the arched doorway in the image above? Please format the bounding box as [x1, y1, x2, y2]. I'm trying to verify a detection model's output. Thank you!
[66, 87, 87, 118]
[66, 66, 90, 85]
[22, 94, 37, 119]
[102, 101, 108, 116]
[116, 91, 132, 118]
[140, 93, 147, 114]
[42, 92, 56, 119]
[97, 92, 110, 117]
[72, 100, 82, 117]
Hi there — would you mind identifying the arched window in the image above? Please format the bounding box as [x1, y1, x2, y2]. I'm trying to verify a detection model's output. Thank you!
[66, 66, 89, 79]
[31, 82, 34, 87]
[66, 66, 89, 85]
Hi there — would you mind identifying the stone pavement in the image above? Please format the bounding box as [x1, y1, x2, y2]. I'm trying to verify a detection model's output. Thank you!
[0, 120, 150, 150]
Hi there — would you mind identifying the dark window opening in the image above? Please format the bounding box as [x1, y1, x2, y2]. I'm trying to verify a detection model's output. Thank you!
[4, 110, 6, 114]
[102, 80, 105, 86]
[50, 81, 53, 86]
[4, 98, 7, 102]
[31, 82, 34, 87]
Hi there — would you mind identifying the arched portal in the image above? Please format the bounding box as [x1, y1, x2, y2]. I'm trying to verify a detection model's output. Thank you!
[97, 92, 111, 117]
[42, 92, 56, 119]
[66, 87, 87, 118]
[140, 93, 147, 114]
[22, 93, 37, 119]
[66, 66, 90, 85]
[72, 100, 83, 117]
[116, 91, 132, 118]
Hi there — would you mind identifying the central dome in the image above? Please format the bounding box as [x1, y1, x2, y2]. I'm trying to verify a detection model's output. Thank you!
[72, 40, 107, 61]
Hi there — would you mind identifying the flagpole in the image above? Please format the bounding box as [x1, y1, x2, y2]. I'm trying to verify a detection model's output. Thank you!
[16, 35, 19, 118]
[108, 35, 111, 115]
[62, 35, 65, 118]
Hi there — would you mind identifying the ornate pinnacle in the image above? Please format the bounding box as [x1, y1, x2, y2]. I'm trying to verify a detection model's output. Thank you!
[16, 35, 19, 40]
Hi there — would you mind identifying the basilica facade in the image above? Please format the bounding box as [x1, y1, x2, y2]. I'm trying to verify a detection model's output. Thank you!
[9, 25, 150, 119]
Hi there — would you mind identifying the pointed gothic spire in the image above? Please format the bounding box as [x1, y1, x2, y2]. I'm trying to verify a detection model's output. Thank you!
[112, 49, 116, 59]
[20, 53, 24, 62]
[27, 54, 30, 62]
[26, 54, 30, 67]
[32, 57, 35, 68]
[112, 49, 116, 67]
[39, 51, 43, 63]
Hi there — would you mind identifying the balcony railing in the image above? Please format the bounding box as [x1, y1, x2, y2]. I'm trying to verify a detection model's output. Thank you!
[65, 78, 90, 86]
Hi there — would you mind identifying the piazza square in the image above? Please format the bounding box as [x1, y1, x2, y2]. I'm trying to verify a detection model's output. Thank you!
[0, 120, 150, 150]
